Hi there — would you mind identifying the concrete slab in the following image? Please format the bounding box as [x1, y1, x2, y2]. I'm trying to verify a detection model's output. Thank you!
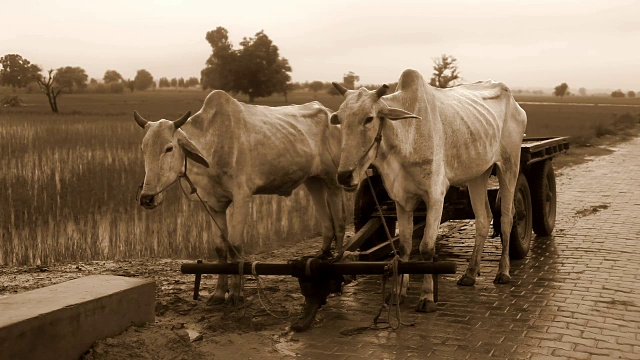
[0, 275, 155, 360]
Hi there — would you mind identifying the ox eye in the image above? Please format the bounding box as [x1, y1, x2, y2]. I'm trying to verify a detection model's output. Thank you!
[165, 145, 173, 153]
[364, 116, 374, 125]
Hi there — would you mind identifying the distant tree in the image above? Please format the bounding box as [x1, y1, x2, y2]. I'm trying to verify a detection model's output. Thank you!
[54, 66, 88, 93]
[178, 77, 185, 88]
[133, 69, 154, 91]
[235, 31, 292, 102]
[103, 70, 123, 83]
[273, 58, 292, 101]
[578, 87, 587, 96]
[429, 54, 460, 88]
[201, 26, 236, 91]
[107, 81, 124, 94]
[125, 79, 135, 93]
[0, 54, 41, 88]
[611, 89, 625, 98]
[158, 77, 170, 88]
[553, 83, 569, 98]
[308, 80, 324, 95]
[36, 69, 62, 112]
[170, 78, 178, 87]
[280, 82, 294, 102]
[89, 78, 99, 86]
[343, 71, 360, 90]
[201, 27, 292, 102]
[627, 91, 636, 98]
[185, 77, 199, 87]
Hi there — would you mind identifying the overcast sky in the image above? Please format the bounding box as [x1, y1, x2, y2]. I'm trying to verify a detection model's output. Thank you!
[2, 0, 638, 90]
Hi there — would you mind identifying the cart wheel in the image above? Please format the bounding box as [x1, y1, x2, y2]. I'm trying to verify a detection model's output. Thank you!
[530, 160, 556, 236]
[354, 174, 396, 245]
[507, 172, 533, 260]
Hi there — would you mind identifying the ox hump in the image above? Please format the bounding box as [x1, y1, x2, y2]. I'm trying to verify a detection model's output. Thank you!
[465, 80, 510, 100]
[397, 69, 425, 91]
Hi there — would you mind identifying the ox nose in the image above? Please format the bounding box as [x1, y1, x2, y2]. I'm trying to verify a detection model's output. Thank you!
[337, 171, 354, 187]
[139, 194, 155, 206]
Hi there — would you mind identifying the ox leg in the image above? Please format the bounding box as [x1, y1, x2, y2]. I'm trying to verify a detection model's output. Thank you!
[389, 204, 413, 305]
[325, 186, 346, 257]
[227, 197, 249, 305]
[494, 165, 517, 284]
[458, 168, 492, 286]
[304, 179, 336, 257]
[207, 208, 230, 306]
[415, 194, 445, 313]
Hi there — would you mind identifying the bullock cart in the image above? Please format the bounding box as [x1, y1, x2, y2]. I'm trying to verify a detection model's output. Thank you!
[348, 136, 569, 261]
[181, 136, 566, 331]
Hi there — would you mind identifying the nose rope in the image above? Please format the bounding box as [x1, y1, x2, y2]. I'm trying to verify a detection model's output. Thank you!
[177, 157, 236, 255]
[361, 118, 385, 164]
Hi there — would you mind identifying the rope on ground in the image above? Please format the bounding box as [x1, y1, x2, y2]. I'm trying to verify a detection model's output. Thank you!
[251, 261, 291, 319]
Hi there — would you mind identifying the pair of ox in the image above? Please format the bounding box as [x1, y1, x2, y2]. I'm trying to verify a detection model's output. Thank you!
[134, 69, 527, 312]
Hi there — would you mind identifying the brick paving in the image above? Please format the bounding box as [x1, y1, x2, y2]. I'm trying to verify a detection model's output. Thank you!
[288, 137, 640, 359]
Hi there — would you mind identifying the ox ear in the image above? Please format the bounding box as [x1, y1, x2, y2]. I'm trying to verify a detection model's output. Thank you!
[378, 107, 421, 121]
[330, 113, 340, 125]
[176, 132, 209, 168]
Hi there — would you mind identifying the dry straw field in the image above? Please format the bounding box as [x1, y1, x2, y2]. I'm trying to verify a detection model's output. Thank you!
[1, 90, 639, 266]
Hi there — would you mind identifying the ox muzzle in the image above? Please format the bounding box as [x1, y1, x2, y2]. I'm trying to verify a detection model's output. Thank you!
[337, 170, 358, 192]
[138, 191, 164, 209]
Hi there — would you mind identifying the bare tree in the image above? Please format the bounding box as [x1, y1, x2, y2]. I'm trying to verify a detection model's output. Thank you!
[429, 54, 461, 88]
[37, 69, 62, 113]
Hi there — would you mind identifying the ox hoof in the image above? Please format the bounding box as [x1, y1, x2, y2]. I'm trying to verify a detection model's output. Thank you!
[227, 294, 245, 307]
[314, 249, 333, 260]
[457, 274, 476, 286]
[415, 299, 437, 313]
[290, 318, 311, 332]
[385, 293, 406, 305]
[206, 295, 226, 306]
[493, 273, 511, 284]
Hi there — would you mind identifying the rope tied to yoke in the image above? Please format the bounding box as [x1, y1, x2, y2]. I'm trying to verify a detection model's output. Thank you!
[363, 124, 415, 329]
[176, 157, 289, 319]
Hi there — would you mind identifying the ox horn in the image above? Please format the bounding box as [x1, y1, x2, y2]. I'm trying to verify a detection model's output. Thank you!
[133, 111, 148, 128]
[375, 84, 389, 98]
[173, 111, 192, 129]
[332, 82, 348, 96]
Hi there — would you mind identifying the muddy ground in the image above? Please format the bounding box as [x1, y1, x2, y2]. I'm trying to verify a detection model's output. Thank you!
[0, 235, 335, 359]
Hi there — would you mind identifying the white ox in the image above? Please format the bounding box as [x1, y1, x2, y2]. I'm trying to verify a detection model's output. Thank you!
[133, 90, 345, 305]
[331, 69, 527, 312]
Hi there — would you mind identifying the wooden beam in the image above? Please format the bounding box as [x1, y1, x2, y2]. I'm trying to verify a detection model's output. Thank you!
[358, 221, 426, 261]
[344, 218, 382, 252]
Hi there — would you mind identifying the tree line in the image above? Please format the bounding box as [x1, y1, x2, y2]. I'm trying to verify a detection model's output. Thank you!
[553, 83, 636, 98]
[1, 21, 467, 113]
[0, 54, 200, 112]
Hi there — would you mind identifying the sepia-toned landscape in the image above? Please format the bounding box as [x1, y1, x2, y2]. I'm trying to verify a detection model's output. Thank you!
[2, 1, 640, 359]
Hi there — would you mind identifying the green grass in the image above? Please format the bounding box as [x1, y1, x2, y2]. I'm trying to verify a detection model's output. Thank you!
[1, 90, 638, 266]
